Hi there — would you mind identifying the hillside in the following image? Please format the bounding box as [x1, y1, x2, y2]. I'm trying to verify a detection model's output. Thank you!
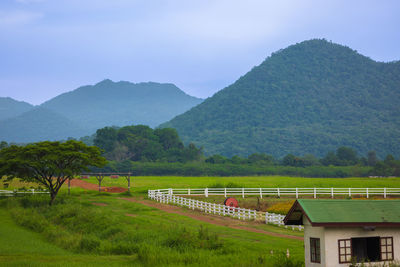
[0, 107, 86, 142]
[40, 80, 203, 133]
[0, 97, 33, 121]
[0, 80, 203, 142]
[163, 39, 400, 158]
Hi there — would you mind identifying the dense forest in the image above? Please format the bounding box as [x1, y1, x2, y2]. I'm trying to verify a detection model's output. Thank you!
[93, 125, 203, 163]
[163, 39, 400, 158]
[78, 125, 400, 177]
[1, 123, 399, 177]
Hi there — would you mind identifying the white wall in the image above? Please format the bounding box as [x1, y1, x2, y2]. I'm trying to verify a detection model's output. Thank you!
[303, 217, 400, 267]
[303, 218, 325, 267]
[324, 226, 400, 267]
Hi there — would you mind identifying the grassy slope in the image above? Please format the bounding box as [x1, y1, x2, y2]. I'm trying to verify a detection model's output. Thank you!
[1, 176, 399, 266]
[0, 208, 136, 267]
[0, 193, 303, 266]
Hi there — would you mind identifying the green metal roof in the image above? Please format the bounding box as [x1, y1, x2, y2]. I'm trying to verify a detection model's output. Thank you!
[286, 200, 400, 225]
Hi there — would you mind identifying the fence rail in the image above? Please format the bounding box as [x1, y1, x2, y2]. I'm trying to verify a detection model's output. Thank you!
[152, 187, 400, 199]
[148, 189, 303, 230]
[0, 189, 49, 196]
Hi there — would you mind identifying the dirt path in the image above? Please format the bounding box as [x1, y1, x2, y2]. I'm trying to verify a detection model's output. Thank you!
[70, 179, 127, 193]
[120, 197, 303, 241]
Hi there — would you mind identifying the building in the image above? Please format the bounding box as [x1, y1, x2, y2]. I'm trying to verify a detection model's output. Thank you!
[284, 200, 400, 267]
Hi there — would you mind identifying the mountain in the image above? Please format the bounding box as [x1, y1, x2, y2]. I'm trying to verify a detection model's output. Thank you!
[0, 107, 86, 143]
[0, 97, 33, 121]
[0, 80, 203, 142]
[162, 39, 400, 158]
[40, 80, 203, 133]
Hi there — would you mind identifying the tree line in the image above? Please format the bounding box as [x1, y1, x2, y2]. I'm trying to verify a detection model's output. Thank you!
[1, 125, 399, 177]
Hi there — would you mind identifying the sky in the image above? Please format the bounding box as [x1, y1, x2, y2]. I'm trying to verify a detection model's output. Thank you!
[0, 0, 399, 105]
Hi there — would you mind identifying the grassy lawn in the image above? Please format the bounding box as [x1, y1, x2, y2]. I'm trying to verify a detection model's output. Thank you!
[1, 175, 399, 266]
[71, 175, 400, 194]
[0, 192, 304, 266]
[0, 207, 137, 267]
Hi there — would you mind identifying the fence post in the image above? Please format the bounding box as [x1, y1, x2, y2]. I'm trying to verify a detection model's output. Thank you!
[260, 188, 262, 199]
[331, 187, 334, 199]
[242, 188, 245, 198]
[205, 188, 208, 198]
[314, 188, 316, 199]
[188, 188, 191, 196]
[384, 188, 386, 199]
[296, 188, 298, 199]
[366, 188, 369, 198]
[349, 188, 351, 197]
[169, 188, 173, 195]
[277, 188, 280, 198]
[224, 188, 227, 197]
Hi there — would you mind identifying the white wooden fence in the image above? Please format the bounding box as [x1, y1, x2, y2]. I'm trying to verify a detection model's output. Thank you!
[148, 189, 303, 231]
[265, 212, 303, 231]
[152, 187, 400, 199]
[149, 190, 257, 220]
[0, 189, 49, 196]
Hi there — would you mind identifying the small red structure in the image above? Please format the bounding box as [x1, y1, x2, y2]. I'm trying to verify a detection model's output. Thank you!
[110, 175, 119, 179]
[80, 175, 89, 179]
[224, 197, 239, 208]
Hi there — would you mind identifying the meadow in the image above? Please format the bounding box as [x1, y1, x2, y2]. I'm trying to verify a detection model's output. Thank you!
[1, 175, 399, 266]
[77, 175, 400, 194]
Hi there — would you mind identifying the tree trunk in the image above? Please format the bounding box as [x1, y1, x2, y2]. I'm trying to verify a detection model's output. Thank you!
[49, 192, 56, 206]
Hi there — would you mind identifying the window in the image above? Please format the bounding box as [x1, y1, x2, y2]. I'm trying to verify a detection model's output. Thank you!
[338, 239, 352, 263]
[310, 237, 321, 263]
[380, 237, 394, 261]
[338, 236, 394, 263]
[352, 237, 380, 262]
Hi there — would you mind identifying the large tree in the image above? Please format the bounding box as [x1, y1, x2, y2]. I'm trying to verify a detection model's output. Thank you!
[0, 140, 106, 205]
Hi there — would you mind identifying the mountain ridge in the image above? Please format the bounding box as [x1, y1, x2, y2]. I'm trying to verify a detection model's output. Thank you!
[0, 97, 34, 121]
[162, 39, 400, 158]
[0, 80, 203, 143]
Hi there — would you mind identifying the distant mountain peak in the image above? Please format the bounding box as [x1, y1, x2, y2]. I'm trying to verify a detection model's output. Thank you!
[163, 39, 400, 158]
[0, 80, 203, 143]
[0, 97, 34, 121]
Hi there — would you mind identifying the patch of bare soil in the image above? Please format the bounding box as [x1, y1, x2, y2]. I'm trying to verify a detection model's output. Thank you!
[120, 197, 303, 241]
[92, 202, 108, 206]
[70, 179, 127, 193]
[125, 213, 137, 217]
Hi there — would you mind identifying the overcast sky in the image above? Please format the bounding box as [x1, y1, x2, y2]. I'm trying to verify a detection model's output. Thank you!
[1, 0, 399, 105]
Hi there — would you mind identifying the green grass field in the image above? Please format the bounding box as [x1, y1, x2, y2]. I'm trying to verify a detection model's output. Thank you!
[74, 175, 400, 194]
[1, 175, 399, 266]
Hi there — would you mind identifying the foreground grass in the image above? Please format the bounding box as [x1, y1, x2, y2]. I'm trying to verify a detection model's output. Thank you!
[0, 207, 137, 267]
[0, 193, 304, 266]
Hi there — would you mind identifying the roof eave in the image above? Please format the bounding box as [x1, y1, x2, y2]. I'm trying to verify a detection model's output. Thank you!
[310, 222, 400, 227]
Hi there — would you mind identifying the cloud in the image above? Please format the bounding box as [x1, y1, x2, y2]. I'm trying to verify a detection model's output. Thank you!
[0, 10, 43, 26]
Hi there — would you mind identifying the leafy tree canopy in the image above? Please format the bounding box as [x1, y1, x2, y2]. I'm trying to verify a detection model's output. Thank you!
[94, 125, 201, 163]
[0, 140, 106, 205]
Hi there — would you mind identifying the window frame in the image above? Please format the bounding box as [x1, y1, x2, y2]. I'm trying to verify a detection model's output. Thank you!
[380, 237, 394, 261]
[338, 238, 352, 264]
[310, 237, 321, 263]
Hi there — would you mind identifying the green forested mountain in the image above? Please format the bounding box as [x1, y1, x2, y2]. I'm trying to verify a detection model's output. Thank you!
[0, 107, 86, 142]
[0, 80, 202, 142]
[41, 80, 203, 132]
[162, 39, 400, 158]
[0, 97, 33, 121]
